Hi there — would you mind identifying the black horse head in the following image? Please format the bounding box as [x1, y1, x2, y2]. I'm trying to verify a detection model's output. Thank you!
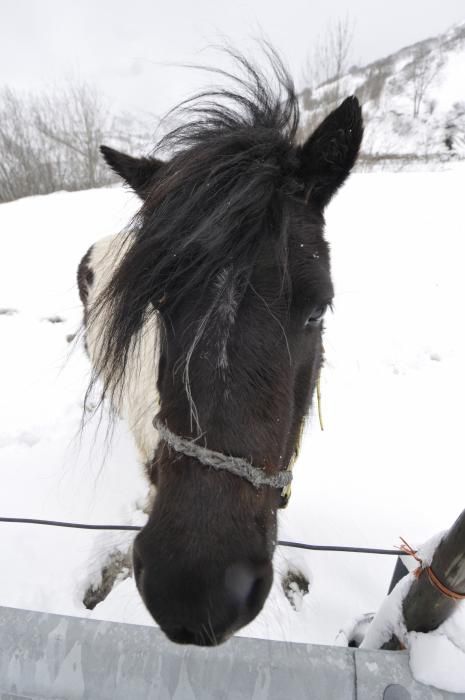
[95, 51, 363, 645]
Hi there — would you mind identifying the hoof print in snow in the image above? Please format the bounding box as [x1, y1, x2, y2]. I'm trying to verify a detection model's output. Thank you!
[44, 315, 65, 324]
[282, 568, 310, 611]
[66, 333, 76, 343]
[83, 550, 132, 610]
[0, 308, 18, 316]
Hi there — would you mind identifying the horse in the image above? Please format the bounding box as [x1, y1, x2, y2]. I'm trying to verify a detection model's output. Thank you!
[77, 51, 363, 646]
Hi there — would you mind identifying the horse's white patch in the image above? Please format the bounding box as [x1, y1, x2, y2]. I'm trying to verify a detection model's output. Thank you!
[85, 233, 161, 465]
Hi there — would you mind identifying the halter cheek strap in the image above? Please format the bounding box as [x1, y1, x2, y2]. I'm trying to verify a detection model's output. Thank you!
[153, 418, 293, 506]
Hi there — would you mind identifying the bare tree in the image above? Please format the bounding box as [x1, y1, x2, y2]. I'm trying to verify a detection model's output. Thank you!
[303, 16, 354, 94]
[0, 87, 59, 201]
[406, 45, 442, 118]
[444, 101, 465, 155]
[0, 83, 154, 202]
[33, 83, 114, 190]
[299, 16, 355, 142]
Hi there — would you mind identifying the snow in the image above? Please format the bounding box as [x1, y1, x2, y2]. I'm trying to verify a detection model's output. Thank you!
[360, 574, 411, 650]
[409, 628, 465, 694]
[434, 49, 465, 112]
[1, 164, 465, 692]
[415, 531, 447, 567]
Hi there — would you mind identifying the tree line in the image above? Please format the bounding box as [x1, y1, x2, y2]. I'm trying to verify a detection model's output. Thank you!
[0, 83, 154, 203]
[1, 22, 459, 204]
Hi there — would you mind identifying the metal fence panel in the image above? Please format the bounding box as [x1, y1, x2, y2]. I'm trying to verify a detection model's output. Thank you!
[0, 606, 462, 700]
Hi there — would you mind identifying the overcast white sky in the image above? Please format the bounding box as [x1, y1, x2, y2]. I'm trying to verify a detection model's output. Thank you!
[2, 0, 464, 118]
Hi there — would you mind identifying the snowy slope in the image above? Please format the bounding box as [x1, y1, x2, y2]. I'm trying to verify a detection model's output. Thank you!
[1, 168, 465, 681]
[300, 21, 465, 160]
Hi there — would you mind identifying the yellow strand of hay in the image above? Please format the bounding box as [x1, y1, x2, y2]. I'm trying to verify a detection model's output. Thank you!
[281, 363, 325, 507]
[317, 371, 324, 431]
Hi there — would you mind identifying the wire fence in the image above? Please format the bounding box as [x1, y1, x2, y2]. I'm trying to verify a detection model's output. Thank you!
[0, 516, 401, 555]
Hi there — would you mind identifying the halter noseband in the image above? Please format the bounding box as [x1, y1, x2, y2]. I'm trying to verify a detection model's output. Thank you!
[153, 418, 293, 508]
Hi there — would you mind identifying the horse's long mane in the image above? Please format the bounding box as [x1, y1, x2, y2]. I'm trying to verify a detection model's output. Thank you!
[88, 48, 302, 411]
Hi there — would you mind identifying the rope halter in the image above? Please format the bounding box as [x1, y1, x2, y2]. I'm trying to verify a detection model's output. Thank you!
[153, 418, 293, 507]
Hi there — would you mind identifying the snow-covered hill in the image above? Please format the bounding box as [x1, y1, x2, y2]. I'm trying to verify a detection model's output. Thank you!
[1, 166, 465, 689]
[300, 21, 465, 161]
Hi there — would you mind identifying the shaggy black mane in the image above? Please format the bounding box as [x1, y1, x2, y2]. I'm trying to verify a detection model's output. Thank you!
[89, 49, 302, 406]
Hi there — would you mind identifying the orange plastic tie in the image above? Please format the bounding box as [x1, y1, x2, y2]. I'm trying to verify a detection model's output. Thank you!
[397, 537, 465, 601]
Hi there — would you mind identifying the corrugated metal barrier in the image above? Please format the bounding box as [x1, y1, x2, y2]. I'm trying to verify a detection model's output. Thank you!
[0, 606, 462, 699]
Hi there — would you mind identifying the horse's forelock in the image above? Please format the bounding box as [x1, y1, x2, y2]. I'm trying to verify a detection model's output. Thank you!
[90, 50, 301, 412]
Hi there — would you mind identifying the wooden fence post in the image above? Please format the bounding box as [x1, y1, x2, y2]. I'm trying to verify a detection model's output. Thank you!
[381, 508, 465, 651]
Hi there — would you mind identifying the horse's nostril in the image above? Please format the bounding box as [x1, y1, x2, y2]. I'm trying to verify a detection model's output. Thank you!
[246, 575, 268, 611]
[225, 562, 270, 613]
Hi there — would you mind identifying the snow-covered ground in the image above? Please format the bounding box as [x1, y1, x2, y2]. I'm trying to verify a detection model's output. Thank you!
[1, 165, 465, 689]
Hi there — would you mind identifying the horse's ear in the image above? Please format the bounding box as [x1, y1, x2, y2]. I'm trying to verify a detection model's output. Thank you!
[297, 96, 363, 209]
[100, 145, 163, 199]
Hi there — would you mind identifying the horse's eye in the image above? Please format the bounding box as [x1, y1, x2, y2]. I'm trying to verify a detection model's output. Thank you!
[304, 304, 328, 328]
